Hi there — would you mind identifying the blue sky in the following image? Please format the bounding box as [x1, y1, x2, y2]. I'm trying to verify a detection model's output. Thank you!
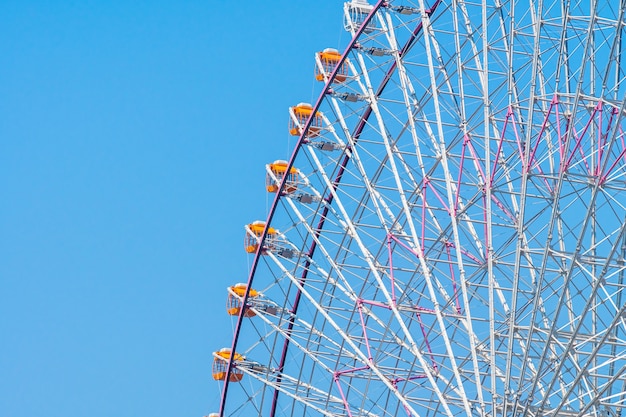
[0, 1, 348, 416]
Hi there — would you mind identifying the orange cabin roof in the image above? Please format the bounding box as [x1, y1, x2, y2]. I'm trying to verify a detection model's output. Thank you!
[247, 221, 276, 236]
[214, 348, 244, 361]
[291, 103, 320, 117]
[269, 160, 298, 175]
[318, 48, 342, 62]
[230, 283, 259, 298]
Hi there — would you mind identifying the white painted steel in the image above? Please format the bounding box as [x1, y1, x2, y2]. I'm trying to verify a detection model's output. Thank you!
[218, 1, 626, 417]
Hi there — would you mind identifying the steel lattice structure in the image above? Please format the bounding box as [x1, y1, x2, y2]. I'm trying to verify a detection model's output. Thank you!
[214, 1, 626, 417]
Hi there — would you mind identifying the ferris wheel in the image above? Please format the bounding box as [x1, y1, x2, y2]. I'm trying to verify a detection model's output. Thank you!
[212, 1, 626, 417]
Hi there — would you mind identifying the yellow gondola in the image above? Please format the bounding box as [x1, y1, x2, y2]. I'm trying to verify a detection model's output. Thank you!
[315, 48, 349, 83]
[266, 160, 299, 194]
[244, 221, 276, 254]
[289, 103, 323, 137]
[212, 348, 244, 382]
[227, 283, 259, 317]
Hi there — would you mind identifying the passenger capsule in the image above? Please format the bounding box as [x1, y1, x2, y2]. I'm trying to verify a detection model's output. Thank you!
[289, 103, 323, 137]
[266, 160, 299, 194]
[227, 283, 259, 317]
[244, 221, 276, 254]
[344, 0, 376, 33]
[315, 48, 349, 83]
[212, 348, 244, 382]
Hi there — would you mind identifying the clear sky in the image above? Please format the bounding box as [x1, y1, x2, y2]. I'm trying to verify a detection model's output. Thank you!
[0, 1, 349, 416]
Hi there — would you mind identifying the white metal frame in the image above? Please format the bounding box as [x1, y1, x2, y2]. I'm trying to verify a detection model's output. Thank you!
[219, 1, 626, 417]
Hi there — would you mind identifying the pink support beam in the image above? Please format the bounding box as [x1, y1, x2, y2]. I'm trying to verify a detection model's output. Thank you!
[357, 300, 374, 361]
[555, 96, 564, 161]
[415, 312, 438, 370]
[490, 194, 516, 224]
[426, 177, 451, 216]
[388, 233, 419, 257]
[445, 242, 462, 314]
[335, 365, 371, 377]
[527, 95, 559, 173]
[389, 380, 414, 417]
[387, 234, 397, 305]
[446, 242, 483, 264]
[596, 103, 604, 177]
[455, 135, 470, 214]
[600, 146, 626, 185]
[421, 182, 427, 253]
[490, 107, 513, 187]
[562, 101, 601, 172]
[464, 135, 487, 185]
[594, 108, 624, 178]
[334, 374, 354, 417]
[509, 105, 525, 165]
[414, 306, 437, 314]
[572, 125, 592, 175]
[596, 106, 618, 178]
[482, 193, 489, 259]
[598, 117, 626, 184]
[391, 374, 429, 384]
[360, 298, 393, 309]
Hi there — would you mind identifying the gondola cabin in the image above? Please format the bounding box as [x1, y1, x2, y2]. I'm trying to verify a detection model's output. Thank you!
[344, 0, 376, 33]
[315, 48, 349, 83]
[244, 221, 277, 254]
[212, 348, 244, 382]
[227, 283, 259, 317]
[289, 103, 323, 137]
[266, 160, 299, 194]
